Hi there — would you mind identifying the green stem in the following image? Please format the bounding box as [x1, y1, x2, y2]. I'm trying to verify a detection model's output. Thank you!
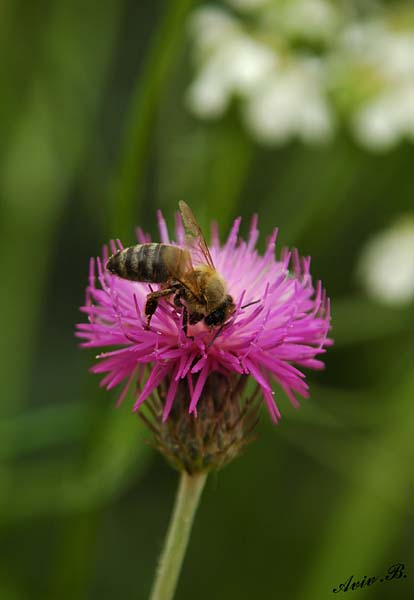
[149, 471, 207, 600]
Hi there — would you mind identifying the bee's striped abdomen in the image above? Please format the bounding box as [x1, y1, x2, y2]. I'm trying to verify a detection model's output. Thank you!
[106, 243, 184, 283]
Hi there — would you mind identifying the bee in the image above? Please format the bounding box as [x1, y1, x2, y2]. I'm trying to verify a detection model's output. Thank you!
[106, 201, 236, 334]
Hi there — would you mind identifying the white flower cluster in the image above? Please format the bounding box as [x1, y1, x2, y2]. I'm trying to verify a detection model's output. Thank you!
[186, 1, 414, 151]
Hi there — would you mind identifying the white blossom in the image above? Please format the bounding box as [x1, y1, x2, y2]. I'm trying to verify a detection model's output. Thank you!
[357, 218, 414, 306]
[187, 7, 277, 118]
[341, 22, 414, 80]
[188, 6, 239, 56]
[244, 58, 333, 144]
[353, 83, 414, 150]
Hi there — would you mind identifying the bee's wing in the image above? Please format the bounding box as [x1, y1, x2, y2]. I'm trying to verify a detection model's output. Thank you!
[178, 200, 215, 270]
[165, 247, 203, 301]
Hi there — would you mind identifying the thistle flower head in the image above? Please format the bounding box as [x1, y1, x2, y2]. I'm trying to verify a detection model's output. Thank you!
[77, 208, 331, 471]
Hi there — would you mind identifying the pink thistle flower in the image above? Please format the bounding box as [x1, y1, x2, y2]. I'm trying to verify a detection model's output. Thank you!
[76, 209, 331, 425]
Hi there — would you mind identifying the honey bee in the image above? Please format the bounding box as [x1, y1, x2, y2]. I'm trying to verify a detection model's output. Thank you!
[106, 201, 236, 334]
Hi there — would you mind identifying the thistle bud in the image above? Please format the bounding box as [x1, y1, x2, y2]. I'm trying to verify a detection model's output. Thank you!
[140, 373, 259, 474]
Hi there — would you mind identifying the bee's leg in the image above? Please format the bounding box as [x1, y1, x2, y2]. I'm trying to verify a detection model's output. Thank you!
[181, 311, 204, 337]
[173, 292, 188, 335]
[144, 287, 177, 329]
[173, 290, 185, 309]
[173, 291, 198, 337]
[144, 297, 159, 329]
[180, 308, 204, 337]
[182, 305, 189, 337]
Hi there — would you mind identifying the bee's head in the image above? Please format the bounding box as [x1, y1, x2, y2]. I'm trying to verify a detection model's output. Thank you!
[204, 295, 235, 327]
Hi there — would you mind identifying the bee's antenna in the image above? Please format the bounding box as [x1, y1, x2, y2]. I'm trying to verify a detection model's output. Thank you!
[241, 299, 260, 310]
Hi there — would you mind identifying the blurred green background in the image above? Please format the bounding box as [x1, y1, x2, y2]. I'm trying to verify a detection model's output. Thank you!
[0, 1, 412, 599]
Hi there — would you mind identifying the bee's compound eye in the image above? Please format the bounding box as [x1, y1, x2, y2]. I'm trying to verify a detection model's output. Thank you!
[205, 307, 225, 327]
